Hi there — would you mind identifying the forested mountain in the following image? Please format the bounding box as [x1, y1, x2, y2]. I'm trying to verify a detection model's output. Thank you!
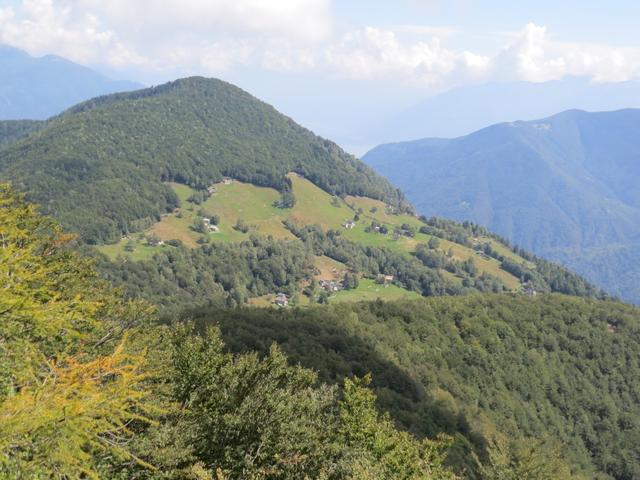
[364, 109, 640, 303]
[0, 76, 407, 244]
[0, 78, 603, 310]
[0, 44, 141, 120]
[0, 184, 459, 479]
[5, 181, 639, 480]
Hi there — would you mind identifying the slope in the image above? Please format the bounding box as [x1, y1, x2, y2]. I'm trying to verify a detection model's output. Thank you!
[95, 170, 601, 311]
[187, 294, 640, 480]
[0, 76, 407, 244]
[0, 77, 602, 310]
[364, 108, 640, 303]
[0, 44, 142, 120]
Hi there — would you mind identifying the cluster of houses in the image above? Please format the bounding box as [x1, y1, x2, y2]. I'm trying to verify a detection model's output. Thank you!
[319, 279, 343, 292]
[202, 217, 220, 233]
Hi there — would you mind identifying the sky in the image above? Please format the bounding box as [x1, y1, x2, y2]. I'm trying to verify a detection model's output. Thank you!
[2, 0, 640, 152]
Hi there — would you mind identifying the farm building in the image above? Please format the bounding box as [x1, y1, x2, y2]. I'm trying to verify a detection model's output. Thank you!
[319, 279, 343, 292]
[343, 220, 356, 229]
[274, 293, 289, 307]
[376, 274, 394, 285]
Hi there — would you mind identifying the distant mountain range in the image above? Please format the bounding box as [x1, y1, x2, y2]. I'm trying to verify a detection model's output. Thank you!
[366, 77, 640, 146]
[0, 44, 142, 120]
[364, 108, 640, 304]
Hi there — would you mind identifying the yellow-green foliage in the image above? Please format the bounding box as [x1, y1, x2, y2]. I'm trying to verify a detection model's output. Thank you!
[479, 438, 578, 480]
[338, 375, 457, 480]
[0, 184, 154, 478]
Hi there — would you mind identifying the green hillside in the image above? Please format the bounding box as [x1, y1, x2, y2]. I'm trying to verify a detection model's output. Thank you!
[0, 77, 601, 311]
[0, 76, 407, 244]
[0, 184, 461, 480]
[1, 76, 634, 480]
[93, 170, 600, 311]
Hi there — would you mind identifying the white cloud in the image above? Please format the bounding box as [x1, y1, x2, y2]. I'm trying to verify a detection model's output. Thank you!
[1, 2, 640, 87]
[79, 0, 333, 43]
[323, 27, 489, 87]
[495, 22, 640, 83]
[0, 0, 333, 73]
[0, 0, 147, 66]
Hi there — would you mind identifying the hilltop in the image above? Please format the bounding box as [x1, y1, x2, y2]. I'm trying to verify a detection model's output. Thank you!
[364, 108, 640, 303]
[0, 76, 407, 244]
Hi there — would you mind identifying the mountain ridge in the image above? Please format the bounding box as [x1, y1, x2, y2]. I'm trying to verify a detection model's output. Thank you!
[367, 78, 640, 144]
[364, 108, 640, 303]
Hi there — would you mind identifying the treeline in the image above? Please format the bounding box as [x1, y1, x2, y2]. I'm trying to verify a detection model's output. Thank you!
[0, 77, 407, 243]
[185, 295, 640, 480]
[95, 224, 511, 312]
[95, 217, 606, 312]
[287, 222, 505, 296]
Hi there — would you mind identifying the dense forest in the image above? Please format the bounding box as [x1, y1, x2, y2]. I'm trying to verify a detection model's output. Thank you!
[184, 295, 640, 480]
[0, 119, 43, 146]
[0, 77, 407, 244]
[0, 183, 463, 479]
